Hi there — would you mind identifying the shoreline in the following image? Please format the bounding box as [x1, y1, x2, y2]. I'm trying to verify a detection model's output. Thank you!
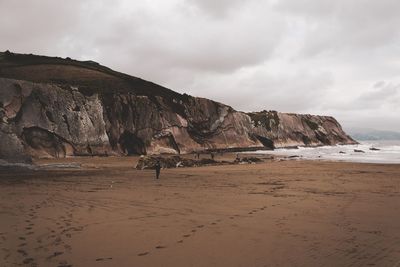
[2, 152, 398, 173]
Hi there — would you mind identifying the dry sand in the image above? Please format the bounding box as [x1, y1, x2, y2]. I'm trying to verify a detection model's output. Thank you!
[1, 156, 400, 267]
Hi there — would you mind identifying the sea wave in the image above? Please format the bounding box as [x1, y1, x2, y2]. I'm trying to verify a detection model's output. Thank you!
[249, 140, 400, 164]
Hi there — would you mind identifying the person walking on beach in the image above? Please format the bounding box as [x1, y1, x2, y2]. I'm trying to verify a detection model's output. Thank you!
[155, 160, 161, 179]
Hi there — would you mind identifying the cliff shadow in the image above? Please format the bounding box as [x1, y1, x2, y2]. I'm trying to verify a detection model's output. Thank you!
[118, 131, 146, 155]
[254, 135, 275, 149]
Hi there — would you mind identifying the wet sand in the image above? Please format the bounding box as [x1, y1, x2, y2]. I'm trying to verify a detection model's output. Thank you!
[1, 156, 400, 267]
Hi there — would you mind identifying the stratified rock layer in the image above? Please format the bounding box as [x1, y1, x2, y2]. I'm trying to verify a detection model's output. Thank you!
[0, 52, 356, 161]
[248, 111, 356, 148]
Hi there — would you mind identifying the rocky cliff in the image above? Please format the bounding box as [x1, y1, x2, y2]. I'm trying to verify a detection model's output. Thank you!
[0, 51, 356, 162]
[248, 111, 356, 148]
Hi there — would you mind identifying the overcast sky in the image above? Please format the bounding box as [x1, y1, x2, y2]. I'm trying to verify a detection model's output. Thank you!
[1, 0, 399, 131]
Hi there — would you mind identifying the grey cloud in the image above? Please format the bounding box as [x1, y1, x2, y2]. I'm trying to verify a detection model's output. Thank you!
[18, 0, 285, 80]
[321, 81, 400, 111]
[181, 66, 334, 113]
[356, 82, 400, 108]
[0, 0, 399, 131]
[186, 0, 255, 17]
[276, 0, 400, 57]
[0, 0, 84, 55]
[97, 2, 285, 75]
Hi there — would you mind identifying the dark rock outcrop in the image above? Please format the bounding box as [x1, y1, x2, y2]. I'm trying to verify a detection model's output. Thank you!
[354, 149, 365, 153]
[0, 52, 357, 162]
[136, 155, 220, 169]
[135, 155, 262, 169]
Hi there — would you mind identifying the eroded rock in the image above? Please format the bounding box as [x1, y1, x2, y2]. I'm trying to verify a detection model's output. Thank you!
[248, 111, 357, 148]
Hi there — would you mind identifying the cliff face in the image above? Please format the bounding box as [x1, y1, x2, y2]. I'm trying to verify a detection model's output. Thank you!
[0, 78, 260, 160]
[248, 111, 356, 148]
[0, 52, 356, 161]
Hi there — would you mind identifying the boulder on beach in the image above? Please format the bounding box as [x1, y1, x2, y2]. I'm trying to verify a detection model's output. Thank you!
[238, 157, 263, 163]
[135, 155, 220, 169]
[136, 155, 191, 169]
[369, 147, 380, 151]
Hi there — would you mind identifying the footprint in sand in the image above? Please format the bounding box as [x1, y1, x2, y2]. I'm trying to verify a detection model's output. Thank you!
[138, 252, 149, 256]
[177, 240, 183, 243]
[34, 245, 44, 252]
[95, 257, 113, 261]
[23, 257, 35, 264]
[58, 260, 72, 267]
[155, 245, 166, 249]
[54, 237, 62, 245]
[17, 249, 28, 257]
[47, 251, 64, 260]
[183, 234, 191, 238]
[197, 225, 204, 228]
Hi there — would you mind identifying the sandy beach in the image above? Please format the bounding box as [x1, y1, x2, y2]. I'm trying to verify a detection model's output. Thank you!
[1, 156, 400, 267]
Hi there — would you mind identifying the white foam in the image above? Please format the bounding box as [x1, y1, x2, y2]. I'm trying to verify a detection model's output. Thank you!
[248, 140, 400, 164]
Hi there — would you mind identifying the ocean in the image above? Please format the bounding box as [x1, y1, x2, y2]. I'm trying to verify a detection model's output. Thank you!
[250, 140, 400, 164]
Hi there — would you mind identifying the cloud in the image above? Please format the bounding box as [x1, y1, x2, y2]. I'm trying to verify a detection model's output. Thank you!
[0, 0, 399, 131]
[186, 0, 255, 17]
[276, 0, 400, 56]
[356, 82, 400, 109]
[92, 0, 285, 77]
[0, 0, 81, 55]
[185, 65, 334, 113]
